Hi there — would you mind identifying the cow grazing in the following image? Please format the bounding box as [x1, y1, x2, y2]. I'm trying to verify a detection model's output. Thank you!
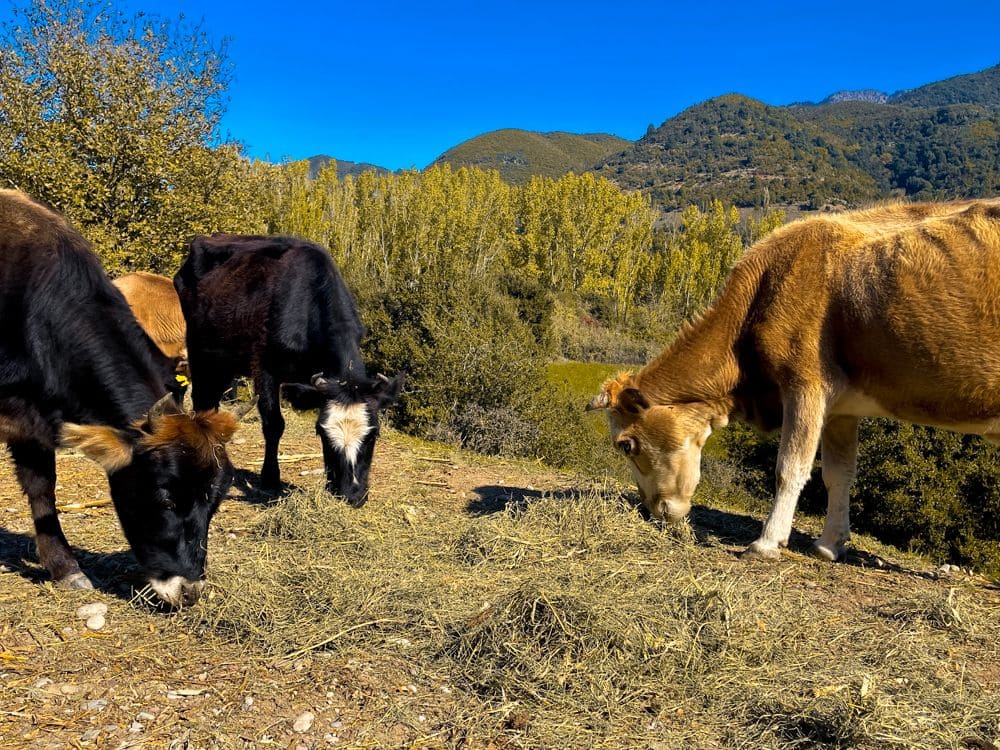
[588, 199, 1000, 562]
[173, 234, 402, 506]
[0, 190, 243, 607]
[112, 271, 189, 382]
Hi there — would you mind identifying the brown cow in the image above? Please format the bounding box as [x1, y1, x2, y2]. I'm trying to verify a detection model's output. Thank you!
[588, 199, 1000, 562]
[113, 271, 189, 382]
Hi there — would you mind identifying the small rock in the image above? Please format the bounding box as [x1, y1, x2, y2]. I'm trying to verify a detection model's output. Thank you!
[82, 699, 108, 712]
[325, 735, 339, 746]
[293, 711, 315, 733]
[85, 614, 106, 631]
[33, 677, 53, 689]
[136, 711, 155, 722]
[76, 602, 108, 620]
[59, 683, 80, 696]
[243, 696, 254, 710]
[128, 722, 144, 734]
[80, 728, 101, 742]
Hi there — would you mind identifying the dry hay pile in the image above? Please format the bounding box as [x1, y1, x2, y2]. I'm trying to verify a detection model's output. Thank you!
[175, 486, 1000, 749]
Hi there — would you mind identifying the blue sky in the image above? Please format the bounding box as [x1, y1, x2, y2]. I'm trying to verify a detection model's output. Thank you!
[3, 1, 999, 170]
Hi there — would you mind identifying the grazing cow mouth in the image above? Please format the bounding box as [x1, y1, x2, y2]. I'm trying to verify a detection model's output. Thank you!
[149, 576, 205, 607]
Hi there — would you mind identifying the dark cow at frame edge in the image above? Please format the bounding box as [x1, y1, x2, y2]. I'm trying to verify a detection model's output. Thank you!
[0, 189, 241, 607]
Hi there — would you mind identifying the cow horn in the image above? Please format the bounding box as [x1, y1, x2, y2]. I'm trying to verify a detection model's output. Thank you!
[585, 391, 610, 411]
[146, 393, 182, 430]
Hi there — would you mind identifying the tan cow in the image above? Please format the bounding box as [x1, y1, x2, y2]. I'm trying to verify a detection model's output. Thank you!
[112, 271, 189, 383]
[588, 199, 1000, 562]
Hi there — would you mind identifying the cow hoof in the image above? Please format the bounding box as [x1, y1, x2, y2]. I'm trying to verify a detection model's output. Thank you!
[740, 542, 782, 561]
[810, 542, 846, 562]
[57, 572, 94, 590]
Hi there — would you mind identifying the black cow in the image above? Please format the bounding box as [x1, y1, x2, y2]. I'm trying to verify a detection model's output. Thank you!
[173, 234, 402, 507]
[0, 190, 243, 606]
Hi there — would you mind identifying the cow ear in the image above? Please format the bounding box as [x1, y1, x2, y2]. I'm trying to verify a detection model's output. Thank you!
[282, 383, 327, 411]
[372, 372, 404, 410]
[617, 387, 650, 415]
[61, 424, 135, 472]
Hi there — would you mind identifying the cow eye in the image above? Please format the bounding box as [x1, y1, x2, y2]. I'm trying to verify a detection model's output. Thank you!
[616, 436, 639, 456]
[156, 488, 176, 511]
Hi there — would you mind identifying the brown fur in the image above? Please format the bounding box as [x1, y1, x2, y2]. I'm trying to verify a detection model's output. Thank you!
[138, 410, 239, 467]
[593, 198, 1000, 558]
[61, 424, 135, 472]
[112, 272, 188, 364]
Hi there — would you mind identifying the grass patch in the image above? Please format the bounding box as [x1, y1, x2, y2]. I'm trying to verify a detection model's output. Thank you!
[179, 481, 1000, 749]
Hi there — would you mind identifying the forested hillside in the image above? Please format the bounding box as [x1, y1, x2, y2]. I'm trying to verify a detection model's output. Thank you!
[598, 65, 1000, 210]
[432, 129, 628, 183]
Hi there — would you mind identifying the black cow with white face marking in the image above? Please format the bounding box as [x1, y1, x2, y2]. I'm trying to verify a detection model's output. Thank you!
[0, 190, 242, 606]
[173, 234, 402, 507]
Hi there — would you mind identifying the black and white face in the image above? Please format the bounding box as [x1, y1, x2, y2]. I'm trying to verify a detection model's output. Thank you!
[61, 401, 240, 607]
[286, 372, 403, 508]
[317, 400, 380, 507]
[108, 441, 233, 606]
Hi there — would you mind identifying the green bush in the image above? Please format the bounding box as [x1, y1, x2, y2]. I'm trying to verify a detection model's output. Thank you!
[854, 421, 1000, 577]
[714, 418, 1000, 577]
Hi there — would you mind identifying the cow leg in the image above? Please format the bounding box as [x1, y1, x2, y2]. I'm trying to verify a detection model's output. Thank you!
[743, 389, 825, 560]
[812, 416, 859, 562]
[189, 359, 236, 412]
[255, 370, 284, 491]
[9, 441, 92, 589]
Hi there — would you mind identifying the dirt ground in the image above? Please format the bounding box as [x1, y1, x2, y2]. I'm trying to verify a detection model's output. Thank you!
[0, 411, 574, 750]
[2, 410, 999, 749]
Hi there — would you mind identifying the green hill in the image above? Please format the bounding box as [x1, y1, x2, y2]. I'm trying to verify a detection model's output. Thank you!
[596, 64, 1000, 211]
[306, 155, 390, 179]
[595, 94, 881, 210]
[432, 129, 629, 183]
[891, 63, 1000, 110]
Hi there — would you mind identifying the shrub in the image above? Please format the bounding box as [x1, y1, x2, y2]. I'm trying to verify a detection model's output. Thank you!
[714, 418, 1000, 576]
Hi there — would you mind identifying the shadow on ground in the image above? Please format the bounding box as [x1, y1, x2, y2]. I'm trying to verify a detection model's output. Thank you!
[0, 526, 146, 602]
[230, 468, 299, 505]
[465, 485, 952, 583]
[466, 484, 624, 516]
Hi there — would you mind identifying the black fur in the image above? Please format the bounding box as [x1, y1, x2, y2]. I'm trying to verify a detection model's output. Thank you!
[174, 234, 402, 506]
[0, 191, 232, 598]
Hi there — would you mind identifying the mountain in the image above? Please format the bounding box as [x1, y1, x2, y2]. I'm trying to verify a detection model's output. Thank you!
[820, 89, 888, 104]
[890, 63, 1000, 110]
[596, 64, 1000, 211]
[432, 129, 629, 184]
[306, 155, 389, 180]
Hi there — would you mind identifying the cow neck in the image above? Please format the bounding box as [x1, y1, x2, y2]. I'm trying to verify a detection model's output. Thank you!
[636, 259, 763, 414]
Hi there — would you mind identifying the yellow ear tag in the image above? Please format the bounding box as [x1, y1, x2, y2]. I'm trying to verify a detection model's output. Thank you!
[175, 374, 191, 387]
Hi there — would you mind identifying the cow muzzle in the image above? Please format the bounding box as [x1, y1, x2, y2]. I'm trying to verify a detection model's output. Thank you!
[149, 576, 205, 607]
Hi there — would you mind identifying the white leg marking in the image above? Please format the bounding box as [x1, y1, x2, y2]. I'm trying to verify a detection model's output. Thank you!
[813, 416, 859, 562]
[745, 388, 825, 560]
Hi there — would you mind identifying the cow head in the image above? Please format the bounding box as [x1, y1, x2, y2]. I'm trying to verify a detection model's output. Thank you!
[62, 395, 246, 607]
[284, 372, 403, 507]
[587, 373, 728, 522]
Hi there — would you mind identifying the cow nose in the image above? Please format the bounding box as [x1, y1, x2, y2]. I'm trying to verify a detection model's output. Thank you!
[181, 580, 205, 606]
[150, 575, 206, 607]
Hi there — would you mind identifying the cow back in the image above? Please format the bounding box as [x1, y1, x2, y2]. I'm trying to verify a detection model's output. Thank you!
[175, 234, 367, 382]
[0, 190, 176, 430]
